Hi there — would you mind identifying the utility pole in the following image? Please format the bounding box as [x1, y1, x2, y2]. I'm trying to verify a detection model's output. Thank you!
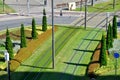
[85, 0, 87, 29]
[51, 0, 55, 69]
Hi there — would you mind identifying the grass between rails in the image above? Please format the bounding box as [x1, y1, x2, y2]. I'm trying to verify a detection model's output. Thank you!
[75, 0, 120, 12]
[9, 26, 103, 80]
[0, 0, 15, 13]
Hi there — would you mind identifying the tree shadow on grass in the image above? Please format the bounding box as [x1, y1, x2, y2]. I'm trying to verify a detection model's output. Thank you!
[20, 64, 52, 69]
[64, 62, 88, 66]
[83, 38, 101, 42]
[74, 49, 94, 53]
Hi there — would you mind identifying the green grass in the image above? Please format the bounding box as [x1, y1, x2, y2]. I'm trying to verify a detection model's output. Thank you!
[7, 26, 103, 80]
[0, 0, 15, 13]
[75, 0, 120, 12]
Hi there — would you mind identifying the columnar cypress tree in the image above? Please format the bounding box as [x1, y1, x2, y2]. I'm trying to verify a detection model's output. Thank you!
[20, 24, 27, 48]
[42, 9, 47, 31]
[5, 29, 14, 59]
[106, 23, 113, 50]
[31, 18, 37, 39]
[110, 23, 113, 48]
[99, 34, 107, 66]
[106, 24, 111, 50]
[112, 15, 117, 38]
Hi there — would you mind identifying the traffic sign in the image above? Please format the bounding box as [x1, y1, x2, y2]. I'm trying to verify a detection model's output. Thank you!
[114, 52, 119, 58]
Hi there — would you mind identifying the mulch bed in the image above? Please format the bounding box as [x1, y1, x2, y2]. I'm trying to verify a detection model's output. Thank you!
[87, 43, 101, 78]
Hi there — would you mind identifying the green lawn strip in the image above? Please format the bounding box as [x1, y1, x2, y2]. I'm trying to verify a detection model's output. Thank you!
[0, 0, 15, 13]
[39, 29, 101, 79]
[39, 28, 90, 80]
[48, 29, 88, 72]
[39, 28, 102, 80]
[25, 26, 91, 79]
[75, 0, 120, 12]
[25, 27, 88, 80]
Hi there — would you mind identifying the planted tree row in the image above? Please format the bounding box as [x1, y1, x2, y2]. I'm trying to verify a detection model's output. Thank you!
[99, 15, 118, 67]
[5, 9, 48, 59]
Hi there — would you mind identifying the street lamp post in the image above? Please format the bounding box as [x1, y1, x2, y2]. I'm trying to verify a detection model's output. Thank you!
[80, 0, 83, 11]
[106, 12, 110, 31]
[3, 0, 5, 12]
[16, 0, 19, 14]
[4, 51, 10, 80]
[51, 0, 55, 69]
[85, 0, 87, 29]
[27, 0, 30, 15]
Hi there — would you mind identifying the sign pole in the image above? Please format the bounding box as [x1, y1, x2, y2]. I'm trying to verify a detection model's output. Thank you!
[4, 51, 10, 80]
[8, 60, 10, 80]
[114, 52, 119, 80]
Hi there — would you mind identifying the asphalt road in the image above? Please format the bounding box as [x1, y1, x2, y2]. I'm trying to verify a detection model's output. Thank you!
[0, 12, 117, 31]
[0, 16, 78, 30]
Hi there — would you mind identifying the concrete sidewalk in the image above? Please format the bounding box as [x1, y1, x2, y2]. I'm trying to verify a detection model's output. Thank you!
[0, 13, 30, 21]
